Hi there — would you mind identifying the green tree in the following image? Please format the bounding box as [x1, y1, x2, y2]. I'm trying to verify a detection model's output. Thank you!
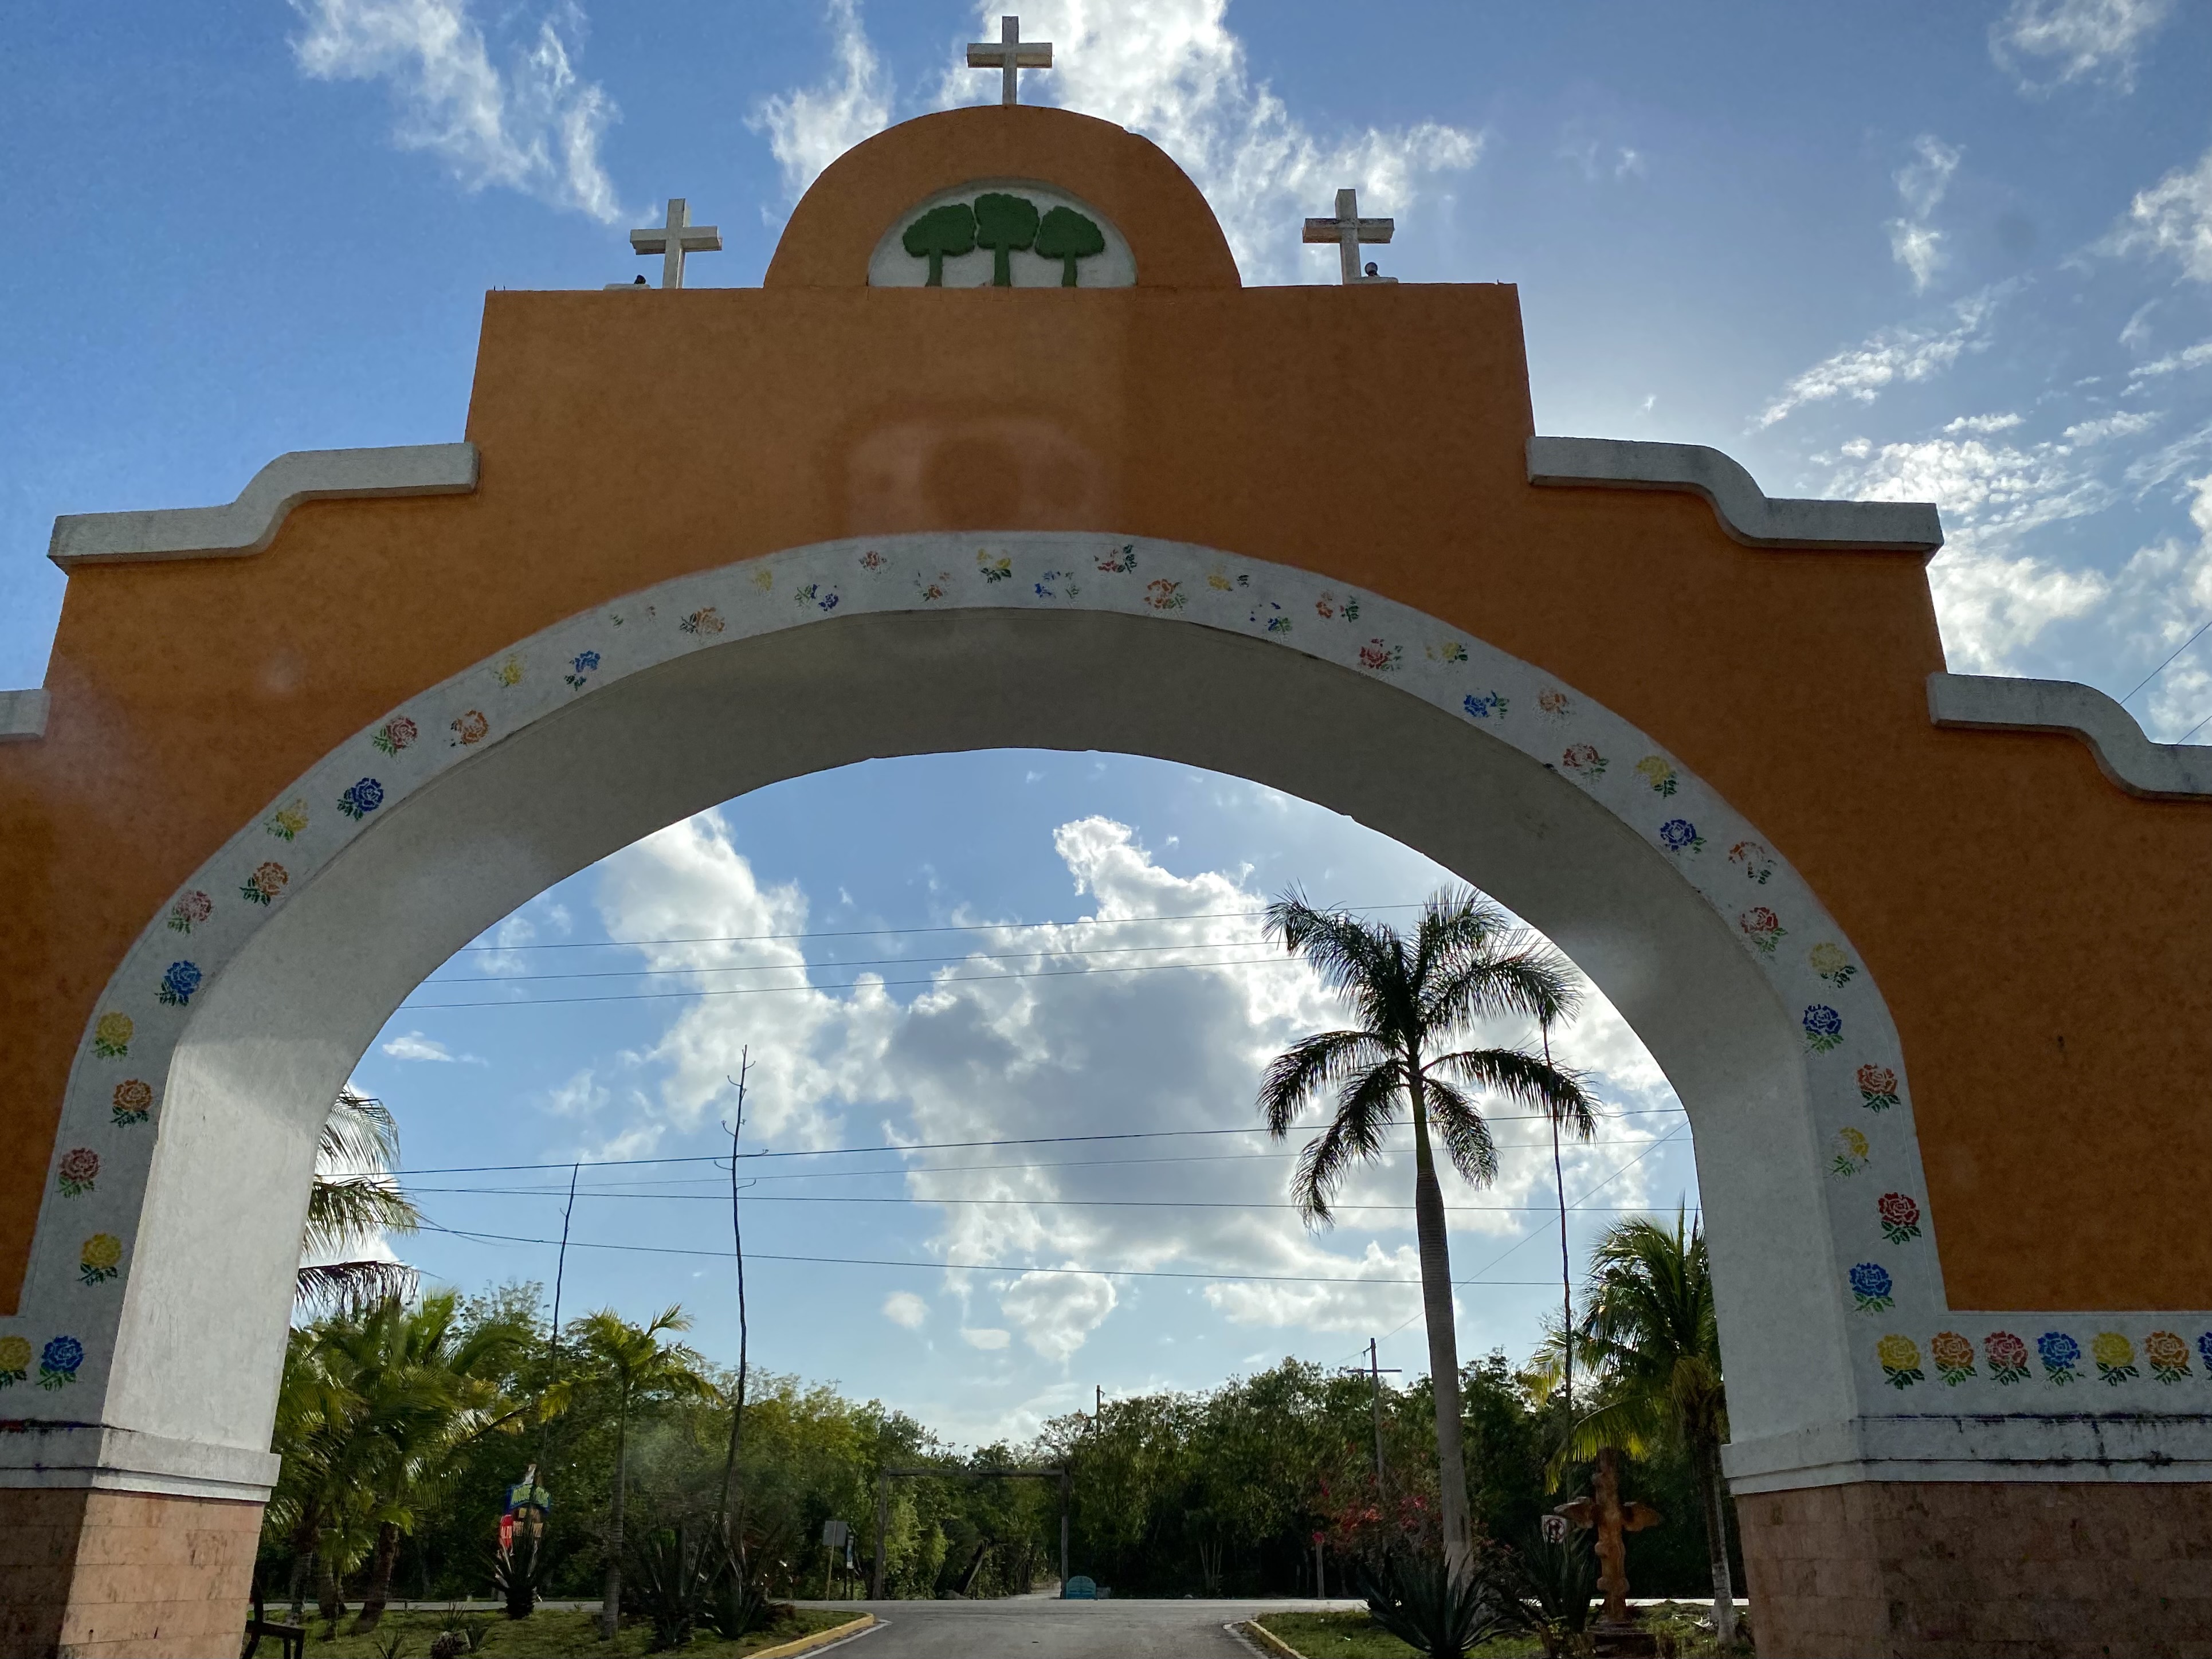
[1547, 1211, 1736, 1645]
[571, 1305, 717, 1640]
[902, 202, 976, 285]
[972, 192, 1040, 286]
[1258, 887, 1596, 1581]
[297, 1086, 422, 1314]
[1034, 206, 1105, 286]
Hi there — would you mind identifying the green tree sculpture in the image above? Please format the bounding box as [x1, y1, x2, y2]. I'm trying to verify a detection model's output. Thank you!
[1256, 885, 1596, 1586]
[1034, 205, 1107, 286]
[972, 192, 1041, 286]
[903, 202, 976, 287]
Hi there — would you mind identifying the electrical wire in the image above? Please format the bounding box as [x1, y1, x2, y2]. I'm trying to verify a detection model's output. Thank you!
[420, 938, 1284, 987]
[399, 1185, 1700, 1214]
[2121, 617, 2212, 707]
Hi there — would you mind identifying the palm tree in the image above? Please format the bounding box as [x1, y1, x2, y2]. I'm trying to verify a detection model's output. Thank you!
[1554, 1210, 1736, 1645]
[572, 1305, 717, 1641]
[1258, 886, 1597, 1580]
[297, 1087, 423, 1313]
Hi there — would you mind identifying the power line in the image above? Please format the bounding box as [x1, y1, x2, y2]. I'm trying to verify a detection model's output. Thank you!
[400, 1185, 1700, 1214]
[453, 904, 1428, 956]
[2177, 708, 2212, 744]
[392, 1113, 1688, 1178]
[420, 938, 1285, 987]
[2120, 617, 2212, 706]
[413, 1221, 1566, 1288]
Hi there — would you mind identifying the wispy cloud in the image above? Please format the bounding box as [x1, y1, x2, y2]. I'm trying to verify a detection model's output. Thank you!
[883, 1291, 929, 1329]
[381, 1030, 485, 1064]
[750, 0, 893, 202]
[1757, 291, 1998, 428]
[2110, 147, 2212, 285]
[289, 0, 625, 222]
[936, 0, 1481, 281]
[1888, 136, 1962, 292]
[1990, 0, 2174, 93]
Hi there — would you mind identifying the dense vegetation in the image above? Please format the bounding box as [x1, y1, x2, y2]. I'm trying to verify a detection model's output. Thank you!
[261, 1281, 1741, 1621]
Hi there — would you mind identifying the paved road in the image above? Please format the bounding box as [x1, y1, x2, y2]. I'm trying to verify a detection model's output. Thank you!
[794, 1598, 1365, 1657]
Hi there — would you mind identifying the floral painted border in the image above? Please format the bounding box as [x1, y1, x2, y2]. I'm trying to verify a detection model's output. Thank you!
[9, 531, 2203, 1432]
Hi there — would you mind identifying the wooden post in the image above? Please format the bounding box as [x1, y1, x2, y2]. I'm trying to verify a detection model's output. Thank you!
[871, 1470, 889, 1600]
[1060, 1468, 1070, 1595]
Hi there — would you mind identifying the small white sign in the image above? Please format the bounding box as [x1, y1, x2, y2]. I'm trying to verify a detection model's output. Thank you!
[869, 179, 1137, 289]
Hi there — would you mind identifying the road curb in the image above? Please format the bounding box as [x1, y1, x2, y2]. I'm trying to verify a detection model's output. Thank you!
[1235, 1618, 1308, 1659]
[752, 1612, 877, 1658]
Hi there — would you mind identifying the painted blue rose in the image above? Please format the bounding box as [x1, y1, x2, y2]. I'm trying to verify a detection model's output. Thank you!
[338, 777, 385, 821]
[1802, 1004, 1844, 1052]
[1849, 1262, 1891, 1302]
[572, 651, 601, 673]
[157, 960, 202, 1007]
[2039, 1332, 2081, 1378]
[38, 1335, 83, 1388]
[1659, 819, 1699, 851]
[2200, 1332, 2212, 1371]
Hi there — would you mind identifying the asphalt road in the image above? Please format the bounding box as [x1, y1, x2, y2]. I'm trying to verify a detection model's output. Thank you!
[794, 1598, 1366, 1657]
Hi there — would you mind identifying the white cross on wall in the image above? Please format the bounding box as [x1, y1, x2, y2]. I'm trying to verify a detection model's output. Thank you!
[967, 15, 1053, 107]
[1302, 189, 1397, 285]
[629, 198, 723, 290]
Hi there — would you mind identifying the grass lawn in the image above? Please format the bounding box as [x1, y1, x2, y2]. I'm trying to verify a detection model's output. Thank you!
[253, 1605, 861, 1657]
[1251, 1610, 1546, 1658]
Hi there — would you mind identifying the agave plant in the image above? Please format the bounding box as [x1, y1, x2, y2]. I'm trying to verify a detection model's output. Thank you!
[1357, 1552, 1515, 1659]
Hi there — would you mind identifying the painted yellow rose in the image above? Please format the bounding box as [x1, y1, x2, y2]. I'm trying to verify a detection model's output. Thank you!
[2092, 1332, 2135, 1370]
[1809, 943, 1850, 975]
[1837, 1127, 1869, 1160]
[81, 1234, 122, 1270]
[93, 1012, 134, 1056]
[0, 1335, 30, 1372]
[496, 656, 524, 686]
[1876, 1334, 1920, 1371]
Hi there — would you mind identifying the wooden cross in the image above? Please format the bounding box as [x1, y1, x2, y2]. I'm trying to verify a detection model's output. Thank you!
[1303, 188, 1397, 285]
[629, 198, 722, 290]
[968, 15, 1053, 107]
[1555, 1446, 1661, 1632]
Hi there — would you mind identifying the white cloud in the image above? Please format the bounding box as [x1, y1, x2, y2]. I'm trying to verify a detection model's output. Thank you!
[2110, 472, 2212, 736]
[589, 810, 1674, 1365]
[934, 0, 1482, 281]
[1991, 0, 2174, 93]
[1944, 413, 2025, 434]
[289, 0, 625, 222]
[380, 1030, 483, 1064]
[1887, 136, 1961, 293]
[883, 1291, 930, 1329]
[959, 1325, 1011, 1350]
[2127, 339, 2212, 387]
[750, 0, 894, 201]
[2113, 147, 2212, 285]
[1757, 291, 1997, 427]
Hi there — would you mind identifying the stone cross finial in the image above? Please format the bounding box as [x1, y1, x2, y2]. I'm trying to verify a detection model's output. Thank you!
[1303, 188, 1397, 285]
[968, 15, 1053, 106]
[629, 198, 723, 290]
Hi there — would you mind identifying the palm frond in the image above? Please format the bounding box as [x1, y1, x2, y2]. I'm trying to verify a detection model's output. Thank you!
[296, 1259, 420, 1317]
[1265, 889, 1409, 1038]
[303, 1174, 423, 1256]
[1430, 1046, 1599, 1139]
[1257, 1030, 1390, 1138]
[320, 1085, 402, 1172]
[1292, 1059, 1403, 1223]
[1419, 1076, 1499, 1187]
[1422, 929, 1583, 1034]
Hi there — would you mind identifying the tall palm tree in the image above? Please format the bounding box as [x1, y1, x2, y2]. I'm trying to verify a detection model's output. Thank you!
[572, 1305, 717, 1641]
[1258, 886, 1597, 1579]
[1554, 1210, 1736, 1645]
[297, 1087, 423, 1313]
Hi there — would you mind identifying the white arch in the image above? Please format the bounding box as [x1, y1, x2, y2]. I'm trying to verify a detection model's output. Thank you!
[17, 530, 2194, 1508]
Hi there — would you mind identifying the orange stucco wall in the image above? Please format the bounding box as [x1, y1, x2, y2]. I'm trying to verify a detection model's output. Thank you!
[2, 107, 2206, 1317]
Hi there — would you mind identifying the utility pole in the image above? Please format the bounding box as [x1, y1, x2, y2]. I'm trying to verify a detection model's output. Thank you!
[872, 1468, 889, 1599]
[1342, 1343, 1401, 1495]
[1060, 1467, 1071, 1595]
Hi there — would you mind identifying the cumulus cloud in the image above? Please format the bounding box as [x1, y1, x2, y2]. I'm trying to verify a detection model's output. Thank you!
[883, 1290, 930, 1329]
[959, 1325, 1013, 1351]
[289, 0, 625, 221]
[2109, 471, 2212, 738]
[1990, 0, 2174, 93]
[1756, 291, 1998, 427]
[2112, 147, 2212, 285]
[1888, 136, 1962, 292]
[589, 810, 1674, 1370]
[750, 0, 894, 201]
[935, 0, 1481, 281]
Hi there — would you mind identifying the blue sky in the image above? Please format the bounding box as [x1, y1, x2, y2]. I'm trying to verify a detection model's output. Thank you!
[6, 1, 2210, 1437]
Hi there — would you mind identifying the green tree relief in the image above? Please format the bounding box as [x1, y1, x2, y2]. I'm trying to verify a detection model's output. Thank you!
[972, 192, 1040, 286]
[903, 202, 976, 286]
[1035, 206, 1106, 285]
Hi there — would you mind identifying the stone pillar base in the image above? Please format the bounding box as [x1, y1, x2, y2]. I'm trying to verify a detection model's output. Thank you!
[1738, 1480, 2212, 1658]
[0, 1487, 260, 1659]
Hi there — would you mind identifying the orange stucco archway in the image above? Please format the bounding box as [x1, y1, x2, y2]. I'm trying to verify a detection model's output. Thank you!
[2, 105, 2208, 1658]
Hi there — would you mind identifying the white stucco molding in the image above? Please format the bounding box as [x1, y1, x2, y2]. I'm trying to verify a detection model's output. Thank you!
[1724, 1412, 2212, 1492]
[47, 443, 480, 568]
[1929, 672, 2212, 801]
[0, 687, 49, 742]
[0, 1422, 280, 1501]
[1527, 436, 1944, 554]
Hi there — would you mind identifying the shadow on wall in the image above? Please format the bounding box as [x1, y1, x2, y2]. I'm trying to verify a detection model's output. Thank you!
[844, 410, 1117, 532]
